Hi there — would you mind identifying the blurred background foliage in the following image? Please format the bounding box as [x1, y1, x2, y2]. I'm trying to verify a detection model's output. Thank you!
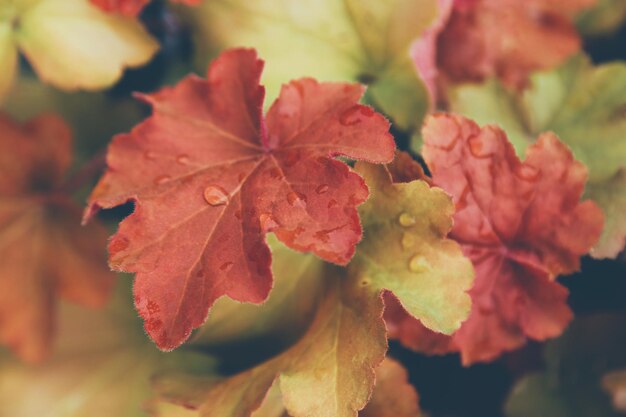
[0, 1, 625, 416]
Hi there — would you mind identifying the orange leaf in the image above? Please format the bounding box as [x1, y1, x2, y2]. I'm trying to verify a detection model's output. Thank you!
[0, 114, 115, 363]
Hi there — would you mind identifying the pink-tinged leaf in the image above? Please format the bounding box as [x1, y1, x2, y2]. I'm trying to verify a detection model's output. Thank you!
[386, 114, 603, 365]
[415, 0, 596, 94]
[85, 48, 395, 350]
[411, 0, 454, 110]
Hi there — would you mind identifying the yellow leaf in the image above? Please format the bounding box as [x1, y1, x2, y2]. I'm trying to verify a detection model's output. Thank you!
[354, 160, 474, 334]
[0, 0, 158, 95]
[0, 21, 17, 101]
[186, 0, 437, 131]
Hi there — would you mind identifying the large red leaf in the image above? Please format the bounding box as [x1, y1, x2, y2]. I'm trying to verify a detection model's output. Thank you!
[385, 114, 603, 365]
[0, 113, 114, 363]
[85, 48, 395, 350]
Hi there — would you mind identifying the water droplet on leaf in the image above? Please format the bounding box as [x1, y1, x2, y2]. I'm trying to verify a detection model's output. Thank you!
[287, 191, 307, 207]
[176, 154, 190, 165]
[219, 262, 234, 272]
[154, 175, 171, 185]
[203, 185, 229, 206]
[409, 255, 431, 273]
[401, 233, 416, 249]
[316, 184, 329, 194]
[260, 213, 278, 230]
[398, 212, 416, 227]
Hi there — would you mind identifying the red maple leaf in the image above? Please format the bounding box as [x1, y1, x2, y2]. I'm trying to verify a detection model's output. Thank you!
[385, 114, 603, 365]
[0, 114, 115, 363]
[84, 48, 395, 350]
[90, 0, 200, 16]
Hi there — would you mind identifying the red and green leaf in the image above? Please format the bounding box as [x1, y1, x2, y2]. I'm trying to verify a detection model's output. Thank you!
[388, 114, 603, 365]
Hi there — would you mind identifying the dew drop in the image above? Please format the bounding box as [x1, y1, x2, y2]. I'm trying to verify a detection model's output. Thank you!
[260, 213, 278, 231]
[203, 185, 229, 206]
[219, 261, 234, 272]
[316, 184, 329, 194]
[327, 199, 338, 209]
[144, 150, 156, 160]
[287, 192, 299, 205]
[401, 233, 416, 250]
[398, 212, 416, 227]
[154, 175, 171, 185]
[408, 255, 431, 273]
[287, 191, 307, 207]
[176, 154, 190, 165]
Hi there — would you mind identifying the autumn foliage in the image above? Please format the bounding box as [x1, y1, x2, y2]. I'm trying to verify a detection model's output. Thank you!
[1, 1, 625, 417]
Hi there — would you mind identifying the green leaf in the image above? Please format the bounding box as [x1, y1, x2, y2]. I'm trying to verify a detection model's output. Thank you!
[447, 55, 626, 257]
[186, 0, 437, 131]
[0, 21, 17, 102]
[576, 0, 626, 37]
[0, 0, 157, 97]
[354, 161, 474, 334]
